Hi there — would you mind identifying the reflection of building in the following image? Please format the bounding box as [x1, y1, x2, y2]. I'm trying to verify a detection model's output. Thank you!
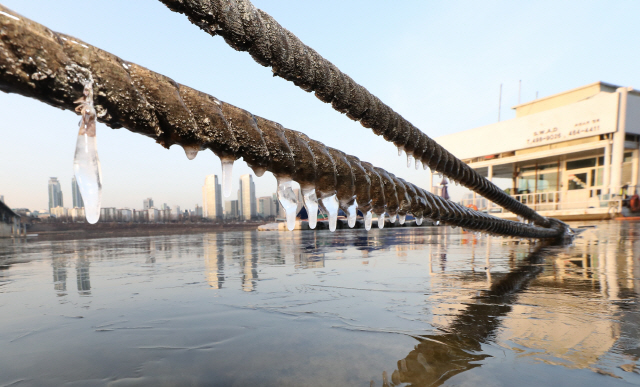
[71, 177, 84, 208]
[204, 234, 225, 289]
[76, 257, 91, 295]
[238, 174, 256, 220]
[48, 177, 63, 210]
[241, 235, 258, 292]
[439, 82, 640, 220]
[52, 257, 67, 295]
[203, 174, 223, 220]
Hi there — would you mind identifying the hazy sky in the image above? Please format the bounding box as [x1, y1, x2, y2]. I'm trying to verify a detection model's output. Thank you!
[2, 1, 640, 211]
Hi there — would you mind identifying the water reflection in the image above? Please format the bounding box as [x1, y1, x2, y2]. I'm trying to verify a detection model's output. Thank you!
[0, 222, 638, 385]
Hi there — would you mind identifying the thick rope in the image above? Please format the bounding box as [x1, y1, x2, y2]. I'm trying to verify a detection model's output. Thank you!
[158, 0, 553, 228]
[0, 6, 568, 239]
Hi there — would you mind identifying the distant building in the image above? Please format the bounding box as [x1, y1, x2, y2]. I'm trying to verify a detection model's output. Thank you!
[202, 175, 223, 220]
[148, 208, 160, 222]
[70, 207, 85, 221]
[171, 205, 181, 220]
[143, 198, 154, 210]
[118, 209, 133, 222]
[224, 200, 239, 219]
[48, 177, 63, 210]
[238, 174, 256, 220]
[258, 196, 276, 218]
[0, 195, 4, 204]
[50, 206, 68, 219]
[100, 207, 117, 222]
[71, 177, 84, 208]
[194, 204, 203, 218]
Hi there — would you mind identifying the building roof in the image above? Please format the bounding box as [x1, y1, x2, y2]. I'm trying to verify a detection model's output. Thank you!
[511, 81, 622, 118]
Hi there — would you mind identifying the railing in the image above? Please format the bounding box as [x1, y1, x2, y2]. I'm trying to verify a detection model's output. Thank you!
[461, 186, 637, 215]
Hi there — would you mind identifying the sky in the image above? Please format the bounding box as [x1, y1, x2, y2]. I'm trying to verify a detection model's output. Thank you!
[2, 0, 640, 211]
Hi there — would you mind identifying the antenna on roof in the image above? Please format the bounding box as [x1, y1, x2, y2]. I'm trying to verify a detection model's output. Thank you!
[498, 83, 503, 122]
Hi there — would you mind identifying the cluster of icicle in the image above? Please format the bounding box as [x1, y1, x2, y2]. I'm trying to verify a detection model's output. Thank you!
[73, 82, 102, 224]
[0, 6, 562, 239]
[160, 0, 550, 228]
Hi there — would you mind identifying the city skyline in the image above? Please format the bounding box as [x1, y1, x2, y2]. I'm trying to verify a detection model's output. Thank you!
[2, 1, 640, 211]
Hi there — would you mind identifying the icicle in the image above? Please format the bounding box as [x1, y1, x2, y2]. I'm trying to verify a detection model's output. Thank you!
[364, 210, 373, 231]
[423, 162, 428, 170]
[321, 194, 339, 232]
[398, 214, 406, 225]
[415, 159, 422, 170]
[221, 158, 234, 197]
[378, 213, 385, 229]
[73, 82, 102, 224]
[276, 177, 298, 231]
[302, 187, 318, 229]
[397, 146, 404, 157]
[251, 165, 267, 177]
[406, 153, 414, 168]
[345, 199, 358, 228]
[436, 220, 440, 226]
[416, 216, 423, 226]
[389, 214, 397, 224]
[182, 145, 199, 160]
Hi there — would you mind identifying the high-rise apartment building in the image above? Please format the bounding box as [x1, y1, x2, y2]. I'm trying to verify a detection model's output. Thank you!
[238, 174, 256, 220]
[143, 198, 154, 210]
[48, 177, 63, 210]
[202, 175, 223, 220]
[71, 177, 84, 208]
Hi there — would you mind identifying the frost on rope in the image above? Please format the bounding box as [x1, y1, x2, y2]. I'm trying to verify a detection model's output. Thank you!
[364, 210, 373, 231]
[321, 194, 339, 232]
[277, 177, 298, 231]
[378, 213, 386, 229]
[302, 187, 318, 229]
[182, 145, 199, 160]
[345, 199, 358, 228]
[221, 158, 234, 197]
[73, 82, 102, 224]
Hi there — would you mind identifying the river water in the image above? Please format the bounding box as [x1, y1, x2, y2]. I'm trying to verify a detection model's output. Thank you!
[0, 221, 639, 386]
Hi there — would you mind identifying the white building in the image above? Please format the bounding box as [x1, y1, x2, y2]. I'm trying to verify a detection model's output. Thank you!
[202, 175, 223, 220]
[50, 206, 68, 219]
[437, 82, 640, 220]
[238, 174, 256, 220]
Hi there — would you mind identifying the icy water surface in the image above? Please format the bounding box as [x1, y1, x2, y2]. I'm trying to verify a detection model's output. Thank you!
[1, 221, 639, 386]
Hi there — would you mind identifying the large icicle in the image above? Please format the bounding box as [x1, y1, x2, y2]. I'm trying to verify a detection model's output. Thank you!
[398, 214, 406, 225]
[389, 214, 397, 224]
[377, 213, 385, 229]
[416, 217, 423, 226]
[276, 177, 298, 231]
[221, 158, 234, 197]
[345, 199, 358, 228]
[302, 187, 318, 229]
[73, 82, 102, 224]
[406, 153, 414, 169]
[321, 194, 339, 232]
[364, 210, 373, 231]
